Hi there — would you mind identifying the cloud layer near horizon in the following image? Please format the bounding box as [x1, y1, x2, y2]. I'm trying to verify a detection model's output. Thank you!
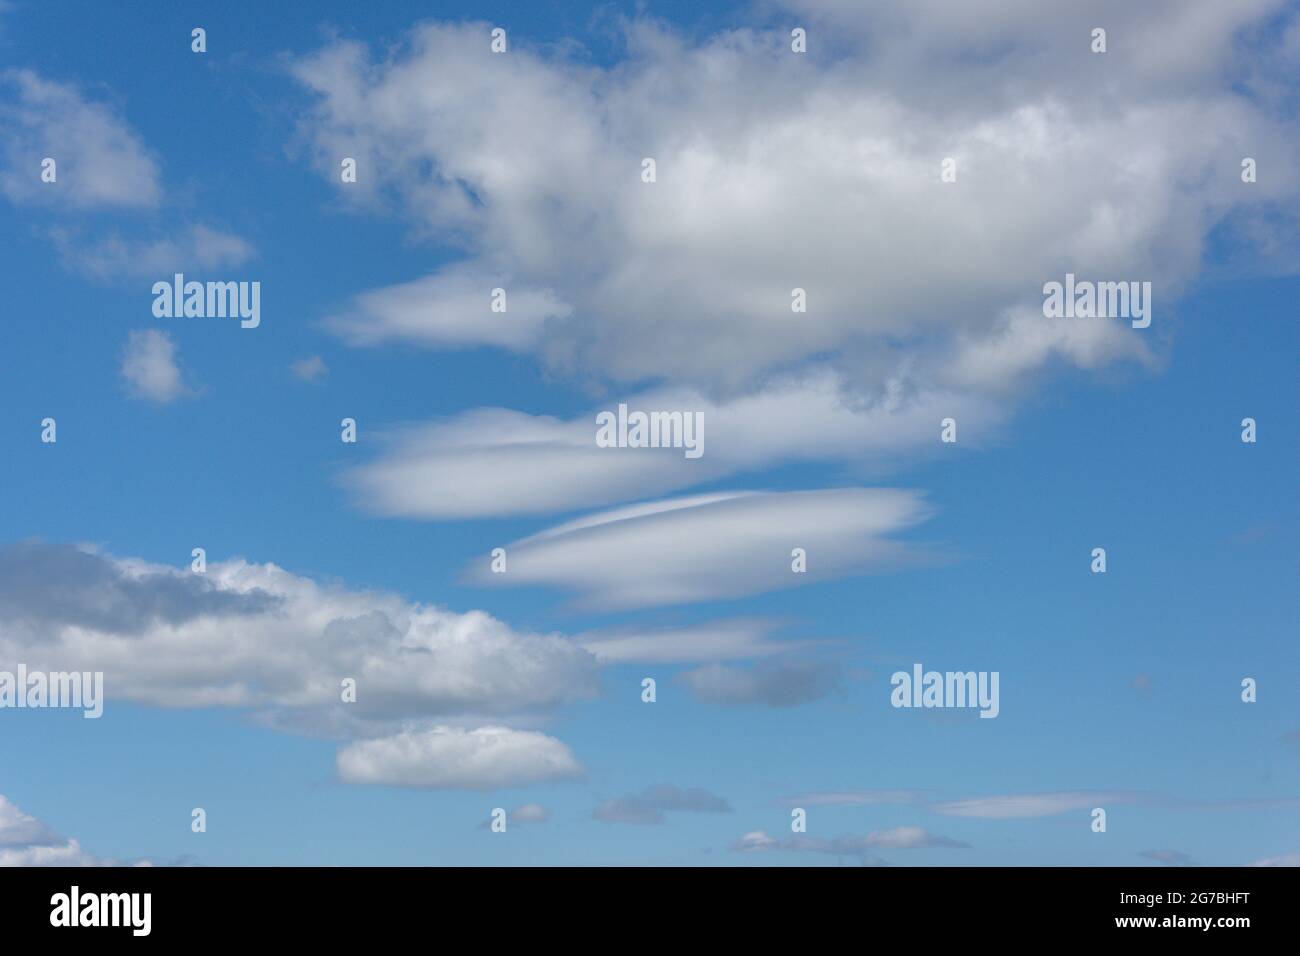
[0, 795, 121, 867]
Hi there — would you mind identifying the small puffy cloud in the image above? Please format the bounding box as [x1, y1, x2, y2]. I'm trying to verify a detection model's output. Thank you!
[510, 803, 549, 823]
[291, 355, 328, 383]
[477, 803, 551, 828]
[120, 329, 190, 403]
[337, 726, 583, 790]
[593, 785, 731, 825]
[471, 488, 935, 610]
[733, 830, 780, 852]
[1248, 853, 1300, 867]
[0, 68, 161, 208]
[677, 660, 841, 707]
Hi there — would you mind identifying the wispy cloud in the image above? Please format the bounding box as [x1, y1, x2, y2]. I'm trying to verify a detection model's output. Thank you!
[470, 488, 936, 610]
[593, 785, 731, 825]
[325, 264, 570, 351]
[0, 68, 160, 208]
[733, 825, 969, 861]
[345, 372, 995, 520]
[932, 792, 1135, 819]
[50, 223, 253, 279]
[784, 790, 927, 808]
[1139, 849, 1196, 867]
[677, 660, 841, 707]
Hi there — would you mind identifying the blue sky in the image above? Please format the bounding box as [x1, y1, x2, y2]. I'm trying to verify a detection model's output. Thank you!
[0, 0, 1297, 866]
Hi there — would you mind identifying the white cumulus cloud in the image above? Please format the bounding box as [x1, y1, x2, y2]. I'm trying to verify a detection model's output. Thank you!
[290, 5, 1297, 400]
[120, 329, 190, 402]
[0, 540, 598, 790]
[338, 726, 583, 790]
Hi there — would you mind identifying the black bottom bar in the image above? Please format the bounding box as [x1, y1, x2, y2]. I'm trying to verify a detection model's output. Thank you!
[0, 866, 1282, 941]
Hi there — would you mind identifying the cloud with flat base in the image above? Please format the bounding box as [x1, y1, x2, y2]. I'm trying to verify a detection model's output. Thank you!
[469, 488, 937, 610]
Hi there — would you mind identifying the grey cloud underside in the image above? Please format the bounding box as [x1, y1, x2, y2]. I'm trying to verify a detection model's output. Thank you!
[593, 785, 732, 825]
[0, 540, 279, 633]
[581, 618, 811, 664]
[677, 660, 842, 707]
